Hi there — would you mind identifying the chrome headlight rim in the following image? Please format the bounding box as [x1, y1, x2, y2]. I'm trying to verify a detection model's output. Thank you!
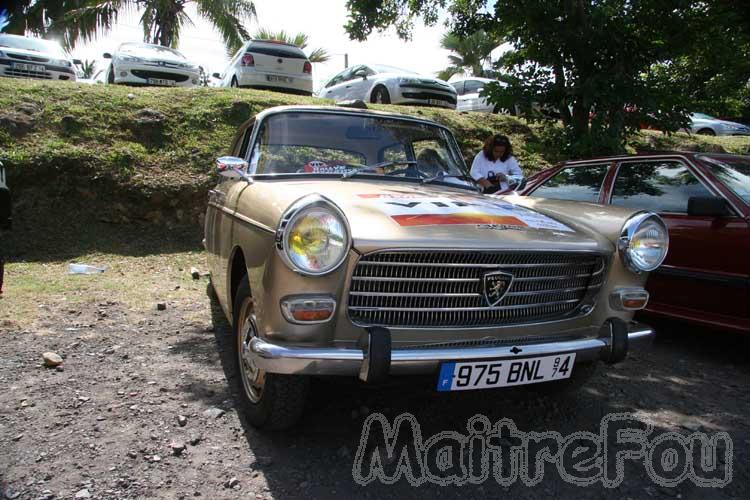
[275, 194, 351, 277]
[618, 212, 669, 274]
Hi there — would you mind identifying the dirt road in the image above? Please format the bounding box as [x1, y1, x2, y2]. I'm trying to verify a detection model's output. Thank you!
[1, 257, 748, 500]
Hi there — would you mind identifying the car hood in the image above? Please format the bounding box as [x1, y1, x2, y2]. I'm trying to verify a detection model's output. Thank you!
[243, 179, 613, 254]
[1, 46, 63, 61]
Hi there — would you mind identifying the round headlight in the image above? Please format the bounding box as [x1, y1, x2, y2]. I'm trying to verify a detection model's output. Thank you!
[618, 213, 669, 273]
[278, 195, 350, 275]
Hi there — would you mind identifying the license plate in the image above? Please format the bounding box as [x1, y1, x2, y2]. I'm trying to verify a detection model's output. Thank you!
[436, 353, 576, 392]
[427, 99, 443, 106]
[267, 75, 292, 83]
[147, 78, 176, 86]
[12, 62, 45, 73]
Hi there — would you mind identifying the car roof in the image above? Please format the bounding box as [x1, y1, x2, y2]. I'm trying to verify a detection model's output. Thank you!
[252, 105, 450, 129]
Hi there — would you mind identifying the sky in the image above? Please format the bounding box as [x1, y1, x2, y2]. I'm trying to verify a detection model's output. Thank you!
[66, 1, 459, 92]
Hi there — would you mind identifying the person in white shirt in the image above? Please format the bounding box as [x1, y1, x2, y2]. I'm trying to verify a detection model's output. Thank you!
[470, 134, 523, 193]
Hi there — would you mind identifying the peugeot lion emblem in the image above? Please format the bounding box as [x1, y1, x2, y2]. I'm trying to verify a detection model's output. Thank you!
[483, 271, 513, 307]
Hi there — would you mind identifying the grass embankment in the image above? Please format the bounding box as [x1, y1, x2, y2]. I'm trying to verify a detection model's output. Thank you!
[2, 78, 749, 262]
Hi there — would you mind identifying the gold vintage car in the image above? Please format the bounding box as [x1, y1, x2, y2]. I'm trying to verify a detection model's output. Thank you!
[204, 105, 668, 429]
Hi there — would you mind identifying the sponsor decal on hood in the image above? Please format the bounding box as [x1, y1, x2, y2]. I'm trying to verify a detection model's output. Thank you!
[358, 193, 574, 232]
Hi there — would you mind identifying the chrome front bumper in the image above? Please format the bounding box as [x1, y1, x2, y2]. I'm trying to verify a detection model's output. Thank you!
[248, 321, 654, 377]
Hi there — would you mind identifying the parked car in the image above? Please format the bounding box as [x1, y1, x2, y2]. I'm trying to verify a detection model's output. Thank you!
[103, 42, 200, 87]
[0, 33, 80, 82]
[319, 64, 457, 109]
[685, 113, 750, 136]
[519, 152, 749, 332]
[204, 104, 666, 429]
[213, 40, 313, 95]
[451, 76, 516, 114]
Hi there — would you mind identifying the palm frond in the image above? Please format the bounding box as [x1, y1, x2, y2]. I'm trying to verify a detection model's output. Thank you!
[196, 0, 256, 53]
[307, 47, 329, 63]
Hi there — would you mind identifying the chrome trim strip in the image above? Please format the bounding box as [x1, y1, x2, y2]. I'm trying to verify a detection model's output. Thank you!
[349, 298, 581, 312]
[351, 276, 481, 283]
[208, 202, 275, 233]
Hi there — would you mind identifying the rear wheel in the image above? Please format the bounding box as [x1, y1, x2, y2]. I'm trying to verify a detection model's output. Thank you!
[697, 128, 716, 136]
[231, 76, 239, 88]
[232, 276, 309, 430]
[371, 86, 391, 104]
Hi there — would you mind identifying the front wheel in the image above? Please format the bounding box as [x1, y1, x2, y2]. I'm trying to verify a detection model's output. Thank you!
[697, 128, 716, 136]
[371, 86, 391, 104]
[232, 277, 309, 429]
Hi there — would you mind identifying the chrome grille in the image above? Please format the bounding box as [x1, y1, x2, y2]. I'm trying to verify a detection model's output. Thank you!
[348, 251, 606, 328]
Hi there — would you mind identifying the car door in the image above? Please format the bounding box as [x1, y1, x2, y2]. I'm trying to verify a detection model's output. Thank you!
[320, 68, 351, 100]
[608, 158, 750, 326]
[452, 81, 468, 111]
[205, 123, 254, 300]
[343, 65, 375, 101]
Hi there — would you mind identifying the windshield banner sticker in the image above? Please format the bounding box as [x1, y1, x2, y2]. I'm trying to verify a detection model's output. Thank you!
[358, 194, 574, 232]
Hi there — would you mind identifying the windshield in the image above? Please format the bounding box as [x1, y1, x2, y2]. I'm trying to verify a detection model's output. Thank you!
[0, 35, 67, 58]
[249, 111, 473, 187]
[691, 113, 715, 120]
[700, 156, 750, 205]
[119, 43, 186, 60]
[371, 64, 417, 75]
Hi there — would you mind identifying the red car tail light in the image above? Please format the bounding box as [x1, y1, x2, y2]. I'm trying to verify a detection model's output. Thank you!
[303, 61, 312, 74]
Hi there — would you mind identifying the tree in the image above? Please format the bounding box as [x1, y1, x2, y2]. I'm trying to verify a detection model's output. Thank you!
[437, 30, 501, 81]
[80, 58, 96, 78]
[7, 0, 256, 51]
[250, 28, 330, 63]
[345, 0, 744, 157]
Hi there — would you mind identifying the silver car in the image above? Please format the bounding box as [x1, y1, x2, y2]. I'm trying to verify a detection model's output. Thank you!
[0, 34, 80, 82]
[687, 113, 750, 136]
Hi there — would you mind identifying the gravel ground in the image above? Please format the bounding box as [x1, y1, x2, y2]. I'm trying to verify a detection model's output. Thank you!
[1, 277, 748, 500]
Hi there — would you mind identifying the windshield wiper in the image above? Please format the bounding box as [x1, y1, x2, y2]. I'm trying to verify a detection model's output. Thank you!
[340, 160, 417, 179]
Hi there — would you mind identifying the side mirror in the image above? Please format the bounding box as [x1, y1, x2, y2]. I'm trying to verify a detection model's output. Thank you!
[687, 196, 731, 217]
[353, 70, 367, 80]
[72, 59, 82, 65]
[216, 156, 251, 182]
[103, 53, 112, 59]
[212, 72, 221, 79]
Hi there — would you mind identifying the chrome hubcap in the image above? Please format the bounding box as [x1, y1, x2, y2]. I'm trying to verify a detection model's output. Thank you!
[238, 302, 265, 403]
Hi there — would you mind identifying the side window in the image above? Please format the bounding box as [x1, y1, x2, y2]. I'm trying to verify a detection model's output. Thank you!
[530, 165, 609, 203]
[610, 161, 712, 213]
[464, 80, 483, 94]
[238, 122, 254, 159]
[325, 69, 347, 88]
[451, 81, 465, 95]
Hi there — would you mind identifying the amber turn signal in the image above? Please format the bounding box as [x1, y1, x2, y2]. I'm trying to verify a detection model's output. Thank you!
[609, 288, 649, 311]
[281, 296, 336, 324]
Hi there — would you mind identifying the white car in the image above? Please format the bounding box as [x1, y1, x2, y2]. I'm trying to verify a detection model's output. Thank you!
[319, 64, 457, 109]
[686, 113, 750, 136]
[0, 34, 79, 82]
[214, 40, 313, 95]
[103, 42, 200, 87]
[451, 77, 517, 114]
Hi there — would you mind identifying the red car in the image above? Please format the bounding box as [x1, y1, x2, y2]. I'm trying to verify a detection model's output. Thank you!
[517, 152, 750, 332]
